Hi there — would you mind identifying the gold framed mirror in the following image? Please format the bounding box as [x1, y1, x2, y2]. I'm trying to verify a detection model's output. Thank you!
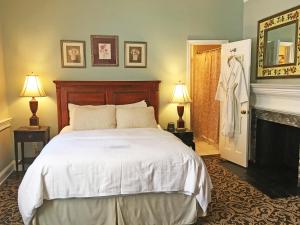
[256, 5, 300, 79]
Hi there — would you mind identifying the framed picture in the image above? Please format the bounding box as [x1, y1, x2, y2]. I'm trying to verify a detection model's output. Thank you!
[91, 35, 119, 66]
[60, 40, 86, 68]
[256, 5, 300, 79]
[124, 41, 147, 68]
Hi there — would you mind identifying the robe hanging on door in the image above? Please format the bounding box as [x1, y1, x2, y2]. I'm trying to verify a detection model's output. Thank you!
[215, 57, 248, 137]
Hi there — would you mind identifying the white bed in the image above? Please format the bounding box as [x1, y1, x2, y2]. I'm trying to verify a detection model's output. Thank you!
[19, 128, 212, 225]
[18, 80, 212, 225]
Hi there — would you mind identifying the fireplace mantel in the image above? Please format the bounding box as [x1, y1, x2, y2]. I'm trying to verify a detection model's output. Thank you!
[249, 83, 300, 191]
[251, 83, 300, 115]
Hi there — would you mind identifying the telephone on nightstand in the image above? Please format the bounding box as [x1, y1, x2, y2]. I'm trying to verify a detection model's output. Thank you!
[166, 122, 175, 132]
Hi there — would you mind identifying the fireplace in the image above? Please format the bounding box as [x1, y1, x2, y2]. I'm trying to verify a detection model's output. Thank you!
[251, 108, 300, 188]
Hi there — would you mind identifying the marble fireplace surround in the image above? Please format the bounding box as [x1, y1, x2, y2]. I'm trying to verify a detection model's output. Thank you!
[250, 83, 300, 186]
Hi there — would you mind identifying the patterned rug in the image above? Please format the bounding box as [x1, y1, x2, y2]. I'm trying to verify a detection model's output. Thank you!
[0, 156, 299, 225]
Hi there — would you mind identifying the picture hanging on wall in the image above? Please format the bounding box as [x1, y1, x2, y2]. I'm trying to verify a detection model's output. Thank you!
[124, 41, 147, 68]
[91, 35, 119, 66]
[256, 5, 300, 79]
[60, 40, 86, 68]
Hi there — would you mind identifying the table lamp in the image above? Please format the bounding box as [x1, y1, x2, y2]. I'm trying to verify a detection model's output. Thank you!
[20, 74, 46, 127]
[171, 81, 191, 131]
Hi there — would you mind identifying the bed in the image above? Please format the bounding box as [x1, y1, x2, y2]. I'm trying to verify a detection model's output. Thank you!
[18, 80, 212, 225]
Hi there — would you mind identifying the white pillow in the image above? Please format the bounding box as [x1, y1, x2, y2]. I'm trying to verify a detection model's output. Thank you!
[69, 105, 116, 130]
[116, 100, 147, 108]
[116, 107, 157, 128]
[60, 125, 73, 133]
[68, 104, 113, 123]
[68, 103, 111, 115]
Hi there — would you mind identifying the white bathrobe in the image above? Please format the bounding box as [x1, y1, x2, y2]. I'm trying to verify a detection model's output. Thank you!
[215, 57, 248, 137]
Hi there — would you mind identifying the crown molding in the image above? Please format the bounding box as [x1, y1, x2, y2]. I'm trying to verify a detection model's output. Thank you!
[251, 83, 300, 99]
[0, 118, 12, 132]
[251, 83, 300, 115]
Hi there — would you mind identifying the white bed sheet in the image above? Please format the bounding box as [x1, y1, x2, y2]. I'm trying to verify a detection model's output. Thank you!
[18, 128, 212, 225]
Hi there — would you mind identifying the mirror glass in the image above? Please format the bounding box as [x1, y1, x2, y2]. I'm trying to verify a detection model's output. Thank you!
[264, 22, 297, 67]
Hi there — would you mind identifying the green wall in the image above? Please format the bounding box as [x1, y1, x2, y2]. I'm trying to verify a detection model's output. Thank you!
[243, 0, 300, 83]
[1, 0, 243, 135]
[0, 20, 13, 172]
[0, 21, 8, 119]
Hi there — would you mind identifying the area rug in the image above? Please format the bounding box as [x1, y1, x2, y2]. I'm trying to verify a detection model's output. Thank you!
[0, 156, 299, 225]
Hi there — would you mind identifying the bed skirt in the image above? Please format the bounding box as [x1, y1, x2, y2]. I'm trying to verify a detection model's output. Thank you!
[31, 193, 200, 225]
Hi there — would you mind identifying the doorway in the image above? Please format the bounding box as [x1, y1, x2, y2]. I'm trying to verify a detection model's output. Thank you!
[187, 40, 227, 156]
[187, 39, 252, 167]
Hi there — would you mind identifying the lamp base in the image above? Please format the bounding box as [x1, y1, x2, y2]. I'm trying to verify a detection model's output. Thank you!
[176, 105, 185, 130]
[29, 97, 40, 127]
[177, 118, 185, 129]
[176, 127, 186, 132]
[30, 115, 39, 127]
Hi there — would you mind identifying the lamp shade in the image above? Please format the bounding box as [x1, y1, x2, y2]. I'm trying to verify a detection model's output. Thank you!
[20, 75, 46, 97]
[171, 82, 191, 103]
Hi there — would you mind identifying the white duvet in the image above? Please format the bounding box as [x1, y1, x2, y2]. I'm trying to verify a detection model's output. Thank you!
[18, 128, 212, 225]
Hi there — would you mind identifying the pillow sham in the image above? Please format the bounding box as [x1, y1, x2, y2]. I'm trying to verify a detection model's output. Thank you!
[69, 104, 116, 130]
[116, 106, 157, 128]
[69, 104, 105, 120]
[68, 100, 146, 120]
[68, 103, 109, 114]
[116, 100, 147, 108]
[60, 125, 72, 134]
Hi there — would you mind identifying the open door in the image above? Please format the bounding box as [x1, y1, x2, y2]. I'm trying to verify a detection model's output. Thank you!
[218, 39, 251, 167]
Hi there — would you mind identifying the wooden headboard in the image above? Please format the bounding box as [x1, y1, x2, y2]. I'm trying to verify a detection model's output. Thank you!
[53, 80, 161, 131]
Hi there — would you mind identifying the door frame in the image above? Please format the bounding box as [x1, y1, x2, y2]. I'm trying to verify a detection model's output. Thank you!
[186, 40, 228, 130]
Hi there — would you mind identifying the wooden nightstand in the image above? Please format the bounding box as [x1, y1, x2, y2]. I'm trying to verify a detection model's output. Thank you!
[168, 130, 195, 150]
[14, 126, 50, 172]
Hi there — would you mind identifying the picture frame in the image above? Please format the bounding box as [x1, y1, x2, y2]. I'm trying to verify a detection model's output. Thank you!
[60, 40, 86, 68]
[256, 5, 300, 79]
[124, 41, 147, 68]
[91, 35, 119, 66]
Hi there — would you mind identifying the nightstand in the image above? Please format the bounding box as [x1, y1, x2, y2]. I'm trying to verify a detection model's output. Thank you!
[14, 126, 50, 172]
[168, 130, 195, 150]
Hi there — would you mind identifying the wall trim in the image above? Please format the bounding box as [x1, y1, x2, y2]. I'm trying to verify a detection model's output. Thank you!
[0, 161, 15, 186]
[251, 83, 300, 115]
[0, 117, 12, 132]
[251, 83, 300, 99]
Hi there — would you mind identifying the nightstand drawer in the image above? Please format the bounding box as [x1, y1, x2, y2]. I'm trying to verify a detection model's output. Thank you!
[14, 126, 50, 172]
[14, 131, 47, 142]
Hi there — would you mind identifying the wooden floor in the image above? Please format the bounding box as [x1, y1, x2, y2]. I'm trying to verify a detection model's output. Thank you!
[196, 140, 219, 156]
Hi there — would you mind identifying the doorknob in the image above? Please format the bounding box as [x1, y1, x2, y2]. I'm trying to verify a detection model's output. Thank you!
[241, 110, 247, 114]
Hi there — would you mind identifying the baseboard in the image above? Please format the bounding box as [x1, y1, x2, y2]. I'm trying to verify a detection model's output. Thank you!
[0, 161, 15, 186]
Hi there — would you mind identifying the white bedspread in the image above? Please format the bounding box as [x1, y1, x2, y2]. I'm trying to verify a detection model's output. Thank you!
[18, 128, 212, 225]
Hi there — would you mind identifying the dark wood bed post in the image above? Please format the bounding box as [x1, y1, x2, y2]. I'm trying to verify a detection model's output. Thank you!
[53, 80, 161, 132]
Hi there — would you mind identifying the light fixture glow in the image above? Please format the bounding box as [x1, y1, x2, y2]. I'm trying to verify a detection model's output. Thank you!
[20, 75, 46, 97]
[171, 82, 191, 104]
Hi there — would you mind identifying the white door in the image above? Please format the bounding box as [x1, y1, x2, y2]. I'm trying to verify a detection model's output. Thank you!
[219, 39, 251, 167]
